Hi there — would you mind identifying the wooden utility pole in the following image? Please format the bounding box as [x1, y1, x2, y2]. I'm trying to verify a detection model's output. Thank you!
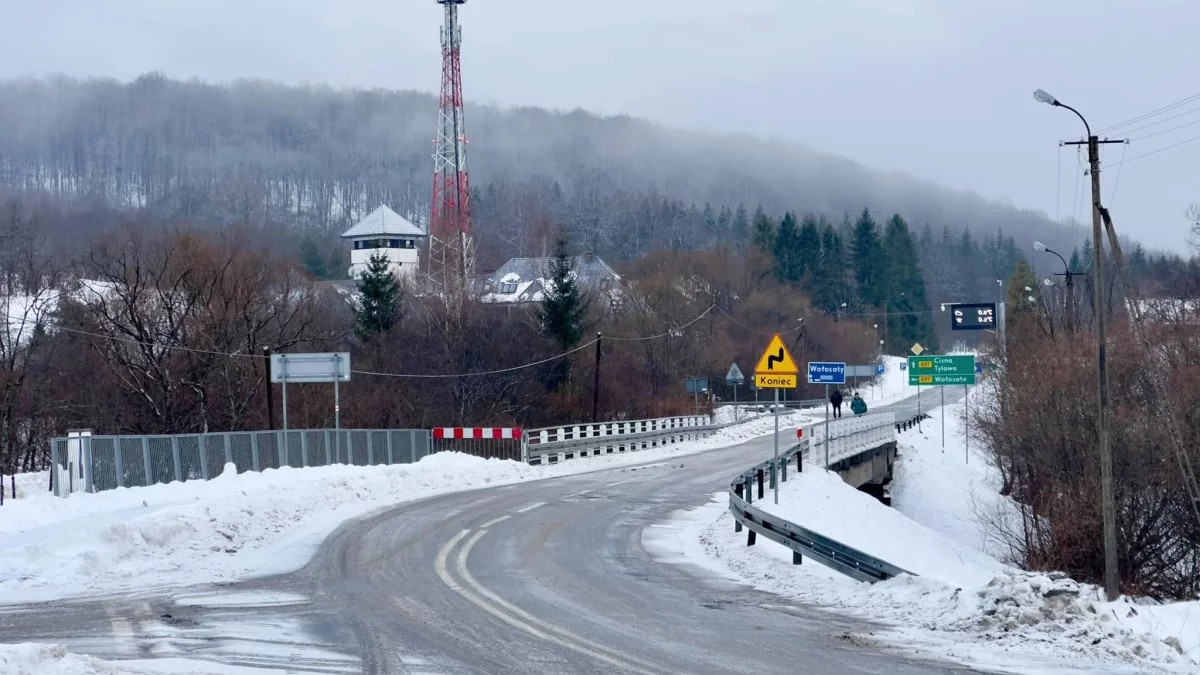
[592, 333, 602, 422]
[263, 345, 276, 430]
[1056, 103, 1126, 601]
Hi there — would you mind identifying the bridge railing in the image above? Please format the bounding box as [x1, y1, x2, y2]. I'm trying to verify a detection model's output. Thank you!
[726, 411, 923, 583]
[523, 415, 714, 465]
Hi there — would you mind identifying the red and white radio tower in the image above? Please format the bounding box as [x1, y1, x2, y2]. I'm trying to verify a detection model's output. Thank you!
[429, 0, 473, 295]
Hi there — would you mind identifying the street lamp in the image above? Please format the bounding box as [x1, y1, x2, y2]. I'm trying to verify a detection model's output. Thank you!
[1034, 87, 1118, 602]
[1033, 240, 1081, 333]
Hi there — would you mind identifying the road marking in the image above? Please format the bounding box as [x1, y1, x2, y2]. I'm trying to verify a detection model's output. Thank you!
[457, 530, 669, 674]
[603, 479, 634, 488]
[434, 530, 663, 675]
[481, 515, 510, 528]
[515, 501, 546, 513]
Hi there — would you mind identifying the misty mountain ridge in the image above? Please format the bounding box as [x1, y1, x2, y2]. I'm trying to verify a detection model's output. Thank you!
[0, 72, 1088, 267]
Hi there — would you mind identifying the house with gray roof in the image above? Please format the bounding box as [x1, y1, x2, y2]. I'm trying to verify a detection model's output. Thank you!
[341, 205, 427, 281]
[480, 252, 621, 309]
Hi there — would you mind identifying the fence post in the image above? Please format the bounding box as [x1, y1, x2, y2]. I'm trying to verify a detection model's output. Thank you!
[301, 432, 309, 468]
[141, 437, 151, 488]
[251, 434, 261, 472]
[223, 433, 232, 469]
[171, 437, 182, 483]
[387, 432, 395, 465]
[768, 462, 776, 490]
[744, 477, 753, 504]
[197, 434, 209, 480]
[83, 436, 95, 493]
[757, 468, 764, 500]
[114, 441, 125, 488]
[347, 433, 355, 465]
[781, 456, 788, 482]
[367, 432, 375, 465]
[747, 529, 756, 546]
[793, 551, 802, 565]
[280, 431, 289, 468]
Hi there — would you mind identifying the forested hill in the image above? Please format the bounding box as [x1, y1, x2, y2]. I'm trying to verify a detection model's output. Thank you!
[0, 72, 1081, 272]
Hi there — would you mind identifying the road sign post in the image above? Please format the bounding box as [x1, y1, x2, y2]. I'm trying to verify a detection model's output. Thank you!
[725, 363, 745, 421]
[271, 352, 352, 433]
[753, 335, 799, 505]
[806, 361, 846, 469]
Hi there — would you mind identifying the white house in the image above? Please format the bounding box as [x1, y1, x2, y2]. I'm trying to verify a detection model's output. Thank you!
[341, 205, 427, 281]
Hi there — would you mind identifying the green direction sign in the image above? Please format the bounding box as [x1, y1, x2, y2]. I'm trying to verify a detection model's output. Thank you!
[907, 354, 976, 386]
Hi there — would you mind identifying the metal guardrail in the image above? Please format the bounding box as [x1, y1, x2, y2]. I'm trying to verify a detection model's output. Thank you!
[524, 416, 714, 465]
[726, 412, 928, 583]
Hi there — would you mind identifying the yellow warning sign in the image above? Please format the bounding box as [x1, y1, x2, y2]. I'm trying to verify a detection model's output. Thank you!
[911, 343, 925, 356]
[753, 334, 799, 375]
[755, 373, 798, 389]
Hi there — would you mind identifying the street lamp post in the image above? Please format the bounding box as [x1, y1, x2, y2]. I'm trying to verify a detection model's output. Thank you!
[1034, 241, 1080, 333]
[1034, 88, 1119, 601]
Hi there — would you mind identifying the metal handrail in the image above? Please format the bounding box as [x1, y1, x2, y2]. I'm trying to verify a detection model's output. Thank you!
[725, 421, 916, 583]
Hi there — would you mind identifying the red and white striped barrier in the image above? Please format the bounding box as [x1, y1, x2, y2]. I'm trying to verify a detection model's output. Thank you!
[433, 427, 523, 440]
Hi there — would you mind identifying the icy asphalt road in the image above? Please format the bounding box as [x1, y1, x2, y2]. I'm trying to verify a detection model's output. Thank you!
[0, 386, 977, 674]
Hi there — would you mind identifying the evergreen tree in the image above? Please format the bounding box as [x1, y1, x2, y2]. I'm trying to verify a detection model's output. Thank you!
[731, 203, 750, 253]
[795, 213, 822, 286]
[354, 252, 400, 341]
[715, 204, 733, 246]
[751, 206, 775, 253]
[1004, 258, 1040, 319]
[850, 208, 888, 306]
[299, 237, 328, 279]
[539, 239, 589, 352]
[814, 222, 845, 312]
[772, 211, 802, 283]
[883, 214, 936, 348]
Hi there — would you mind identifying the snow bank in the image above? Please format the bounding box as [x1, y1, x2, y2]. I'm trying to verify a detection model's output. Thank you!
[0, 409, 816, 604]
[0, 643, 118, 675]
[656, 387, 1199, 672]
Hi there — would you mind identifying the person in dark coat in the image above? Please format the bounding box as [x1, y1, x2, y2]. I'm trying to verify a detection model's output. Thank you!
[830, 388, 843, 418]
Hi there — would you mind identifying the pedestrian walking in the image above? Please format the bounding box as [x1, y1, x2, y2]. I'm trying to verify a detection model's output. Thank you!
[830, 388, 843, 419]
[851, 391, 868, 416]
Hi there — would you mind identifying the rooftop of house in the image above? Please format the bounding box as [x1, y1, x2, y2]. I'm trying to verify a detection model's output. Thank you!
[481, 253, 621, 304]
[341, 205, 426, 239]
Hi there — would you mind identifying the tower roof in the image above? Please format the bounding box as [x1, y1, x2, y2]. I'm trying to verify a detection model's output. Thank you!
[341, 205, 426, 239]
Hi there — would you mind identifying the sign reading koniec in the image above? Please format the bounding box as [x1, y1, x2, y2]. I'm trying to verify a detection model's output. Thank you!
[906, 354, 976, 386]
[753, 334, 799, 389]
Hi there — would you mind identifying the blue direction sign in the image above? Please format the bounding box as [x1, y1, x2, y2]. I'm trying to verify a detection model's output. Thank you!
[975, 362, 983, 375]
[876, 363, 885, 376]
[807, 361, 846, 385]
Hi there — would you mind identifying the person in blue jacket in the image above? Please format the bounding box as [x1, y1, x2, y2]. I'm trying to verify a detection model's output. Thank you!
[850, 391, 867, 416]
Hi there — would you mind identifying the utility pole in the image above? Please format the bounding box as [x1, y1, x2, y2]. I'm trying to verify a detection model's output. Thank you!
[1035, 89, 1126, 601]
[262, 345, 275, 430]
[592, 333, 602, 422]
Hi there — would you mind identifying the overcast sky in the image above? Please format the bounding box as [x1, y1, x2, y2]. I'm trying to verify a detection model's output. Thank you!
[3, 0, 1198, 251]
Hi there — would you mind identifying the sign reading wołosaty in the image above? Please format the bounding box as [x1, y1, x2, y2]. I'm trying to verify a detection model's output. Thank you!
[753, 333, 798, 389]
[906, 354, 976, 386]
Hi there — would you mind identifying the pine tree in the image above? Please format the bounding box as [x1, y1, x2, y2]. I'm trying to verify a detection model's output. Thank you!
[883, 214, 936, 348]
[850, 208, 888, 306]
[795, 213, 822, 286]
[772, 211, 802, 283]
[813, 223, 845, 312]
[731, 204, 750, 253]
[539, 239, 589, 352]
[715, 204, 733, 246]
[354, 251, 401, 341]
[299, 237, 328, 279]
[751, 206, 775, 253]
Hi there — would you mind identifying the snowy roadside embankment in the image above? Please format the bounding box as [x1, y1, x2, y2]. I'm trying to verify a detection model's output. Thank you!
[0, 409, 817, 605]
[648, 390, 1199, 674]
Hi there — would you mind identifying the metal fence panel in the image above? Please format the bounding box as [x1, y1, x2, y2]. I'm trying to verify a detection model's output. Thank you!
[48, 427, 433, 497]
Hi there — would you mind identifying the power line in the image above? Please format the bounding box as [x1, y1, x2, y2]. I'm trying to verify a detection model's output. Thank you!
[1108, 143, 1129, 206]
[353, 337, 600, 379]
[1120, 105, 1200, 138]
[1108, 133, 1200, 168]
[4, 311, 263, 359]
[1097, 92, 1200, 135]
[1128, 116, 1200, 142]
[714, 305, 806, 337]
[604, 304, 717, 341]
